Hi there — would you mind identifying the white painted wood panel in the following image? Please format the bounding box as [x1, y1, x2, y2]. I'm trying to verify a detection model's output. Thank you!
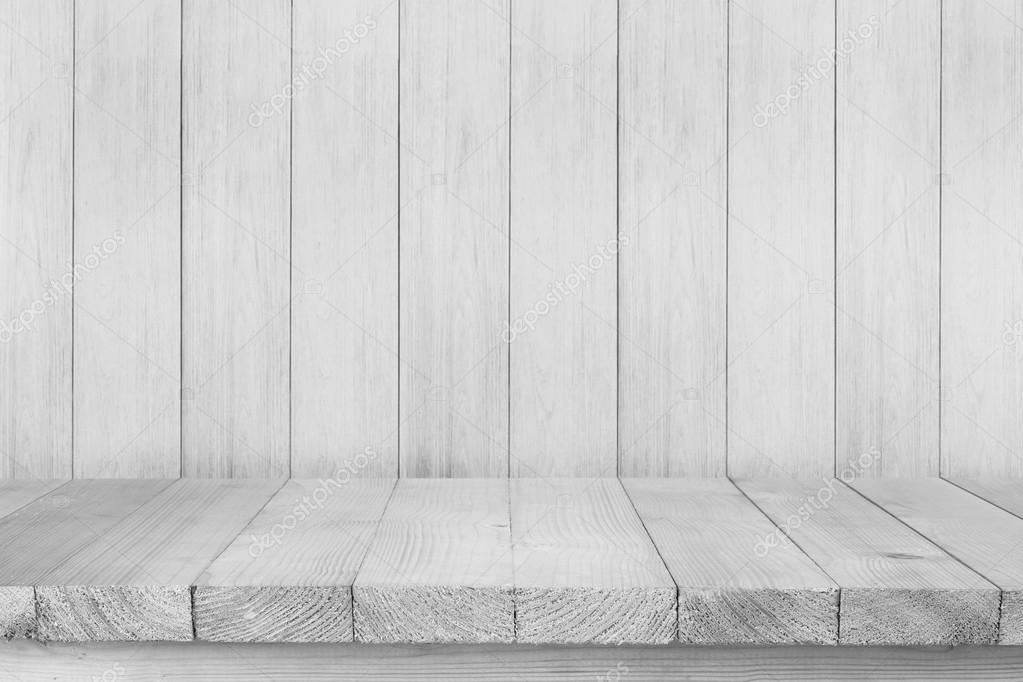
[510, 0, 618, 477]
[182, 0, 291, 477]
[0, 0, 72, 478]
[836, 0, 940, 477]
[73, 0, 180, 477]
[941, 0, 1023, 477]
[728, 0, 835, 477]
[291, 1, 398, 477]
[399, 0, 510, 477]
[618, 0, 727, 476]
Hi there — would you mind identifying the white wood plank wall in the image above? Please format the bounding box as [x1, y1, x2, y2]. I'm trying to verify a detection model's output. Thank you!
[0, 0, 1020, 479]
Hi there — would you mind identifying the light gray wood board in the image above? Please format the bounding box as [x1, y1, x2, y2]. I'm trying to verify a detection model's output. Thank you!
[735, 478, 1000, 645]
[617, 0, 727, 477]
[852, 478, 1023, 644]
[7, 641, 1023, 682]
[181, 0, 291, 476]
[941, 0, 1023, 477]
[33, 479, 284, 642]
[727, 0, 835, 477]
[194, 478, 395, 642]
[510, 478, 675, 644]
[951, 479, 1023, 519]
[290, 0, 398, 477]
[509, 0, 618, 477]
[73, 0, 180, 477]
[0, 479, 173, 638]
[0, 479, 68, 518]
[836, 0, 940, 477]
[623, 478, 837, 644]
[399, 0, 509, 477]
[0, 0, 72, 479]
[352, 478, 514, 643]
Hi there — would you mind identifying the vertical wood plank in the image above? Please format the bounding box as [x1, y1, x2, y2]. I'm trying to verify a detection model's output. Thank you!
[73, 0, 180, 477]
[510, 0, 617, 477]
[942, 0, 1023, 477]
[291, 1, 398, 477]
[727, 0, 835, 477]
[399, 0, 509, 477]
[0, 0, 72, 478]
[182, 0, 291, 477]
[836, 1, 940, 477]
[618, 0, 727, 476]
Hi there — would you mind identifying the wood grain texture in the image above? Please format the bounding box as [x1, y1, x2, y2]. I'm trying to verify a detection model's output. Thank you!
[8, 641, 1023, 682]
[735, 478, 1001, 645]
[181, 0, 291, 477]
[510, 0, 617, 477]
[510, 478, 675, 644]
[290, 0, 398, 477]
[194, 478, 394, 642]
[951, 479, 1023, 519]
[0, 479, 171, 638]
[399, 0, 509, 477]
[836, 0, 940, 477]
[852, 478, 1023, 644]
[352, 479, 514, 643]
[727, 0, 835, 477]
[34, 479, 283, 642]
[941, 0, 1023, 477]
[0, 479, 67, 518]
[0, 0, 72, 479]
[73, 0, 180, 477]
[617, 0, 727, 477]
[623, 478, 837, 644]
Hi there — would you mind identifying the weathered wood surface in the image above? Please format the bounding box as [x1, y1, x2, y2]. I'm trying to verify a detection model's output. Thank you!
[941, 0, 1023, 478]
[510, 478, 675, 644]
[181, 0, 291, 477]
[0, 0, 73, 479]
[7, 640, 1023, 682]
[399, 0, 509, 477]
[617, 0, 727, 477]
[290, 0, 399, 478]
[952, 479, 1023, 519]
[194, 478, 394, 642]
[73, 0, 181, 477]
[352, 479, 514, 643]
[509, 0, 618, 477]
[0, 479, 67, 518]
[727, 0, 835, 477]
[623, 478, 837, 644]
[836, 0, 940, 477]
[33, 479, 282, 642]
[0, 479, 172, 638]
[735, 478, 1001, 645]
[853, 478, 1023, 644]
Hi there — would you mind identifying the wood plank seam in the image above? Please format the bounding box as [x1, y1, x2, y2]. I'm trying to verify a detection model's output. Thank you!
[734, 478, 1001, 645]
[617, 479, 680, 640]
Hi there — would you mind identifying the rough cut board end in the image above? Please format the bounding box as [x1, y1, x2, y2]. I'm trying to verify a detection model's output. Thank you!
[678, 587, 839, 645]
[353, 585, 514, 644]
[193, 586, 353, 643]
[1000, 592, 1023, 646]
[839, 588, 1000, 645]
[35, 586, 192, 642]
[0, 587, 36, 639]
[515, 586, 676, 645]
